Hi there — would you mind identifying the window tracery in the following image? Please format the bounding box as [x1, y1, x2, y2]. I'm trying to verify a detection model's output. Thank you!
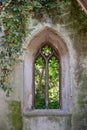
[34, 44, 61, 109]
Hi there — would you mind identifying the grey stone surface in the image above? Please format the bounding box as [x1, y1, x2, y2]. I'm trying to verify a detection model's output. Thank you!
[0, 2, 87, 130]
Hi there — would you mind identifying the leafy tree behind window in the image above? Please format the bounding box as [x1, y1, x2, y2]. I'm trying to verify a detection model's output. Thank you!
[34, 44, 60, 109]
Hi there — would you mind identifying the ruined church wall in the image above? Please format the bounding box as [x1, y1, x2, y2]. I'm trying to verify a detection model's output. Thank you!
[0, 2, 87, 130]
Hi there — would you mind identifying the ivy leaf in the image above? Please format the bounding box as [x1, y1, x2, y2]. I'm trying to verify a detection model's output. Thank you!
[13, 31, 19, 36]
[13, 16, 19, 22]
[34, 1, 42, 8]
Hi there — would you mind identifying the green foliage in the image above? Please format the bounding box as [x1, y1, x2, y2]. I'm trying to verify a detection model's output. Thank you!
[42, 45, 52, 56]
[0, 0, 87, 92]
[35, 44, 60, 109]
[35, 56, 45, 109]
[33, 0, 61, 19]
[0, 0, 28, 90]
[0, 0, 61, 91]
[48, 56, 60, 109]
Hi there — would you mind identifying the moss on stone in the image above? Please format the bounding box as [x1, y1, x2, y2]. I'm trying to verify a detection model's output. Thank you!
[8, 101, 23, 130]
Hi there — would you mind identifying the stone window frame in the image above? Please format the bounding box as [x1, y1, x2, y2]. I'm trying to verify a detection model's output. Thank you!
[23, 27, 71, 116]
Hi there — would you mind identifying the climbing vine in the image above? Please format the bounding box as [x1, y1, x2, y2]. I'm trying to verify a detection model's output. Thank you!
[0, 0, 61, 91]
[0, 0, 87, 93]
[0, 0, 27, 91]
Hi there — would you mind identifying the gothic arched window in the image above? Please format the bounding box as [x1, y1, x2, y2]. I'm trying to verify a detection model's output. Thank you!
[24, 27, 71, 115]
[34, 44, 61, 109]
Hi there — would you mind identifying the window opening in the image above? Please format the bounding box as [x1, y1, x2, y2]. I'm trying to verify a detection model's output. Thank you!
[34, 44, 61, 109]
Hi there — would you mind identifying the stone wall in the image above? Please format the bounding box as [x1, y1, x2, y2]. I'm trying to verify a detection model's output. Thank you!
[0, 1, 87, 130]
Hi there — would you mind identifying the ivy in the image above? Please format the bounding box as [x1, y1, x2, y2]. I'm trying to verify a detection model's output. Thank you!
[0, 0, 61, 92]
[0, 0, 87, 93]
[0, 1, 27, 90]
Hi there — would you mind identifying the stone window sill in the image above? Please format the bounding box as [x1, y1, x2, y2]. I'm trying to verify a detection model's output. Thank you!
[23, 109, 71, 117]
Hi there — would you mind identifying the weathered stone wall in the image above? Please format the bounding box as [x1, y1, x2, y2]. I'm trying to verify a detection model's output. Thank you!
[23, 116, 71, 130]
[0, 1, 87, 130]
[0, 89, 8, 130]
[71, 33, 87, 130]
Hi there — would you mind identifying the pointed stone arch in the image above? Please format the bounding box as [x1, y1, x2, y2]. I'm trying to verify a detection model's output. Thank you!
[23, 26, 71, 115]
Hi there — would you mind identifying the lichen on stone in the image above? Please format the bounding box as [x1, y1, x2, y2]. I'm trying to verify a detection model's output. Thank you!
[8, 101, 23, 130]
